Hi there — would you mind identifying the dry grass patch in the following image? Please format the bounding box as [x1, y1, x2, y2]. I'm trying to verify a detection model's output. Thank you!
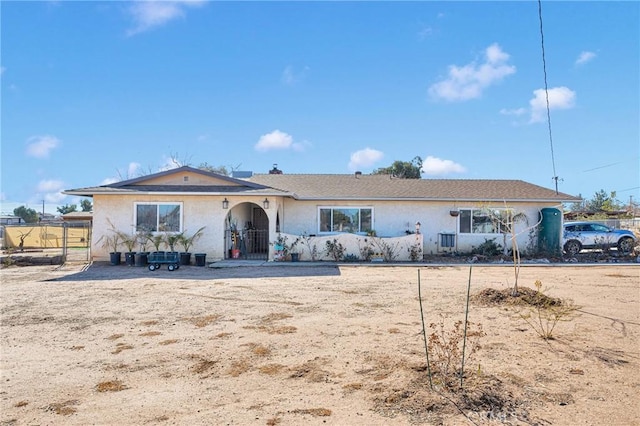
[140, 320, 159, 326]
[191, 357, 218, 375]
[288, 357, 333, 382]
[263, 325, 297, 335]
[14, 400, 29, 408]
[261, 312, 293, 322]
[106, 333, 124, 340]
[159, 339, 179, 345]
[96, 380, 127, 393]
[258, 363, 286, 375]
[244, 342, 271, 357]
[186, 314, 221, 328]
[227, 358, 252, 377]
[291, 408, 332, 417]
[46, 400, 79, 416]
[111, 343, 133, 354]
[69, 345, 85, 350]
[215, 332, 232, 339]
[139, 331, 161, 337]
[343, 382, 363, 392]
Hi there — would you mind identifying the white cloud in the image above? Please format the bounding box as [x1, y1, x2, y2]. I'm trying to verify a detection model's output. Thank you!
[575, 51, 596, 66]
[26, 135, 60, 158]
[102, 162, 142, 185]
[37, 179, 66, 203]
[499, 107, 526, 116]
[255, 130, 294, 152]
[422, 156, 466, 176]
[126, 0, 205, 36]
[529, 86, 576, 123]
[101, 177, 119, 185]
[428, 43, 516, 102]
[348, 148, 384, 171]
[281, 65, 310, 85]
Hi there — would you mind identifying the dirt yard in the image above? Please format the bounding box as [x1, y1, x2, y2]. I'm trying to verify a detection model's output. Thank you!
[1, 262, 638, 425]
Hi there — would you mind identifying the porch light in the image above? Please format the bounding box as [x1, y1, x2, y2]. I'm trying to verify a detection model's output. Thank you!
[415, 222, 421, 234]
[222, 198, 229, 209]
[263, 198, 270, 209]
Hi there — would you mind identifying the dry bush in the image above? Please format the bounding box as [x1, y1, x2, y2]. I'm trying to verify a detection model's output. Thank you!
[514, 280, 581, 340]
[139, 331, 161, 337]
[427, 317, 485, 390]
[159, 339, 179, 345]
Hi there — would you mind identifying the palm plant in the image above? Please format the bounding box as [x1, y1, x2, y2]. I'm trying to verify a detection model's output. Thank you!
[164, 232, 182, 253]
[178, 226, 205, 253]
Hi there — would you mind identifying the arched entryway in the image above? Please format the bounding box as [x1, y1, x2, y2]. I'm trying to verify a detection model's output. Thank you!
[224, 202, 269, 260]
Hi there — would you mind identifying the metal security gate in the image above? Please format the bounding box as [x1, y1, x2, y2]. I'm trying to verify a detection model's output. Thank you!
[224, 229, 269, 260]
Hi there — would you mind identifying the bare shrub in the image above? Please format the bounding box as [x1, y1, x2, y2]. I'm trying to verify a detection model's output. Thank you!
[515, 280, 581, 340]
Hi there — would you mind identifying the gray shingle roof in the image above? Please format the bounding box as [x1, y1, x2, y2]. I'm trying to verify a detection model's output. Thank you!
[246, 174, 580, 202]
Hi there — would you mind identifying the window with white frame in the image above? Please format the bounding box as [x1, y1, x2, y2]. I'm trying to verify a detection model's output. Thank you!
[459, 208, 512, 234]
[319, 207, 372, 233]
[135, 203, 182, 232]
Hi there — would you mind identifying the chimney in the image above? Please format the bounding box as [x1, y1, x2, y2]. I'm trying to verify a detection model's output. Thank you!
[269, 163, 283, 174]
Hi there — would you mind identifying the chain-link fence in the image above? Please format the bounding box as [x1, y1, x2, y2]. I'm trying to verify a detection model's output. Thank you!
[1, 222, 92, 263]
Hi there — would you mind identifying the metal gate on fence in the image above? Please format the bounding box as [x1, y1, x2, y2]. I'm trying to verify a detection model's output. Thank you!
[224, 229, 269, 260]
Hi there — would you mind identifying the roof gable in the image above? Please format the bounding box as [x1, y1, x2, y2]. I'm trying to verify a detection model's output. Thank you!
[110, 166, 265, 189]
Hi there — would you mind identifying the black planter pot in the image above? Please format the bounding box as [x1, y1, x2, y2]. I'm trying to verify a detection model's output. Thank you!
[109, 252, 122, 266]
[179, 252, 192, 266]
[125, 252, 136, 266]
[195, 253, 206, 266]
[135, 252, 148, 267]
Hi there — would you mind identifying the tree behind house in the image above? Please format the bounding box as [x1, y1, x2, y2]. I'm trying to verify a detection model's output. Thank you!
[372, 156, 423, 179]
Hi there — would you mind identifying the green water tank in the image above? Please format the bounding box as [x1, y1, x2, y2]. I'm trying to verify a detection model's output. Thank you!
[538, 207, 562, 255]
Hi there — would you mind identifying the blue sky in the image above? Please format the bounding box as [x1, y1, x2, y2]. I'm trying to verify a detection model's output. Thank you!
[1, 1, 639, 215]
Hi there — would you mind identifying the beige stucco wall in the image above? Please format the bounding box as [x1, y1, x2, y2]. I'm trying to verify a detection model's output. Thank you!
[93, 192, 561, 261]
[278, 199, 561, 255]
[92, 194, 247, 261]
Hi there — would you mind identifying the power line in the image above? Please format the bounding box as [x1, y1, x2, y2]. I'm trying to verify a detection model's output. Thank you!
[537, 0, 560, 194]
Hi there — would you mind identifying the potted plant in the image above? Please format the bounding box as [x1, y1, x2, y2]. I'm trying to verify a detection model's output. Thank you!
[177, 226, 205, 266]
[100, 231, 122, 265]
[150, 233, 165, 254]
[118, 231, 137, 266]
[164, 232, 181, 254]
[272, 233, 288, 261]
[289, 237, 301, 262]
[135, 229, 152, 266]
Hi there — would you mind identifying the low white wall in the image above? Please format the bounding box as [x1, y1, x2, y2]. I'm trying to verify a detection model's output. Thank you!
[273, 232, 423, 262]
